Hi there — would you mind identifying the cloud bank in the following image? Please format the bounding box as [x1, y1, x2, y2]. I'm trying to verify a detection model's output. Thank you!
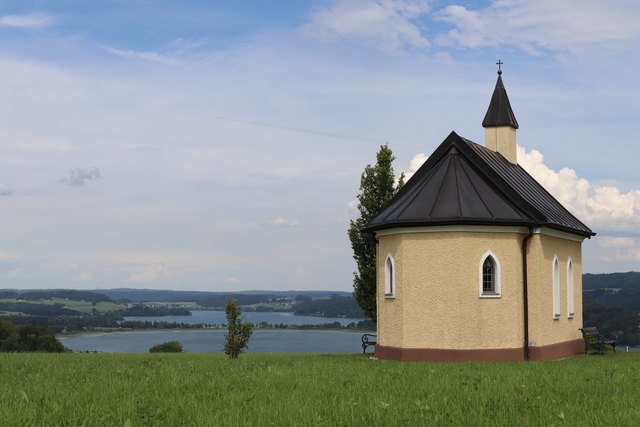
[302, 0, 432, 54]
[103, 46, 182, 66]
[0, 13, 54, 29]
[262, 218, 300, 228]
[435, 0, 640, 54]
[301, 0, 640, 55]
[517, 146, 640, 233]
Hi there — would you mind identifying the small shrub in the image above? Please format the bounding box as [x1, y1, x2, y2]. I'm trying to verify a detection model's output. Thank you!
[224, 299, 253, 359]
[149, 341, 183, 353]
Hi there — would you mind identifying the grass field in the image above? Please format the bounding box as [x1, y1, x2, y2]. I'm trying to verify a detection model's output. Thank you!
[0, 297, 123, 313]
[1, 352, 639, 426]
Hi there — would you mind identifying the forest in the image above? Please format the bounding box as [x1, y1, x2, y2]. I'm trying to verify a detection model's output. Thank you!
[292, 294, 364, 318]
[582, 272, 640, 345]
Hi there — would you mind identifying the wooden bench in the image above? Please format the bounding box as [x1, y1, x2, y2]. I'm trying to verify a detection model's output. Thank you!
[361, 334, 376, 354]
[580, 327, 616, 355]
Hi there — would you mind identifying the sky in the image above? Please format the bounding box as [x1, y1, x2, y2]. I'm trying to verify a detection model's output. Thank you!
[0, 0, 639, 292]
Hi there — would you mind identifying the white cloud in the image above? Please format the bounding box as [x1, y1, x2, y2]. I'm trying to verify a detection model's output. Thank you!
[293, 267, 313, 285]
[626, 248, 640, 261]
[602, 247, 640, 262]
[347, 199, 359, 216]
[301, 0, 432, 54]
[404, 152, 428, 181]
[5, 264, 25, 278]
[435, 0, 640, 54]
[598, 237, 635, 248]
[262, 218, 300, 228]
[129, 265, 164, 283]
[0, 13, 54, 29]
[62, 167, 101, 186]
[0, 184, 12, 196]
[69, 263, 93, 281]
[518, 146, 640, 232]
[225, 277, 238, 283]
[433, 51, 454, 66]
[73, 272, 93, 281]
[0, 251, 19, 261]
[103, 46, 182, 66]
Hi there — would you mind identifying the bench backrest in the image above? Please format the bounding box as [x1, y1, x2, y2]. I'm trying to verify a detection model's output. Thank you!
[580, 327, 601, 340]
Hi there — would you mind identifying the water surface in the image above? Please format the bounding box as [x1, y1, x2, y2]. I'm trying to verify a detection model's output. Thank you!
[124, 310, 364, 326]
[60, 330, 369, 354]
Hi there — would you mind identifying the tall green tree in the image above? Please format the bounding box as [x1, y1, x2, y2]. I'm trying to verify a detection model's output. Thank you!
[348, 145, 404, 322]
[224, 298, 253, 359]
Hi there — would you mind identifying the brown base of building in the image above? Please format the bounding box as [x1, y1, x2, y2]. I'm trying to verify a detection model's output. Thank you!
[528, 338, 584, 361]
[375, 339, 584, 362]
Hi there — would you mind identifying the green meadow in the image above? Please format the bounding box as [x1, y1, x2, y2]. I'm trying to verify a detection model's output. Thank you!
[1, 352, 638, 426]
[0, 297, 122, 313]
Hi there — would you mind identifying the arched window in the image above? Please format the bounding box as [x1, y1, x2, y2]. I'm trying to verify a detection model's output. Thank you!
[479, 251, 501, 298]
[483, 257, 495, 293]
[384, 254, 395, 298]
[552, 256, 561, 319]
[567, 258, 574, 318]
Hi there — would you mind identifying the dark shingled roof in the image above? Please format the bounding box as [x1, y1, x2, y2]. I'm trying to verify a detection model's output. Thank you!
[482, 75, 519, 129]
[364, 132, 594, 237]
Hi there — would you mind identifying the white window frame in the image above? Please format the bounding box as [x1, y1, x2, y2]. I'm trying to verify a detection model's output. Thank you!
[552, 256, 561, 319]
[384, 253, 395, 298]
[479, 251, 501, 298]
[567, 258, 574, 318]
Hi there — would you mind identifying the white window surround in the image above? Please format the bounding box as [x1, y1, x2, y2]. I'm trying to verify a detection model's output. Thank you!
[478, 251, 501, 298]
[384, 253, 395, 298]
[552, 256, 561, 319]
[567, 258, 574, 318]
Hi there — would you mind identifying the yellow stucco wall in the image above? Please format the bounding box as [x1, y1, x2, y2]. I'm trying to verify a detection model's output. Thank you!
[376, 233, 404, 348]
[484, 126, 517, 164]
[377, 230, 524, 350]
[527, 234, 583, 347]
[376, 228, 584, 351]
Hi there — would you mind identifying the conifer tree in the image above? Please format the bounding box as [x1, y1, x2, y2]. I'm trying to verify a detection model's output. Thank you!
[348, 145, 404, 322]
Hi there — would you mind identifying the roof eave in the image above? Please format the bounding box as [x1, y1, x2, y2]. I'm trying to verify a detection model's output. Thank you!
[362, 219, 536, 234]
[538, 223, 596, 238]
[363, 220, 595, 238]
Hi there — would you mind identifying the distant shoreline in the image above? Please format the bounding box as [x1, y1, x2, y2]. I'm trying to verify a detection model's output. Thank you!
[57, 327, 375, 339]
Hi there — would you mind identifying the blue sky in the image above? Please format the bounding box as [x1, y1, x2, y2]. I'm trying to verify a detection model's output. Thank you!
[0, 0, 639, 291]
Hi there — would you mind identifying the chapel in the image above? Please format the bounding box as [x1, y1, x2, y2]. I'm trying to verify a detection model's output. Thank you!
[364, 66, 595, 361]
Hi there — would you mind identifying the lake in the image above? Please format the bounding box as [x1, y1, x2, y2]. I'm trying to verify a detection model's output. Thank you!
[123, 310, 365, 326]
[59, 330, 370, 354]
[59, 310, 372, 353]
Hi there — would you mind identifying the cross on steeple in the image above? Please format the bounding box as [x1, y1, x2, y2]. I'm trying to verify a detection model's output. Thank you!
[496, 60, 503, 75]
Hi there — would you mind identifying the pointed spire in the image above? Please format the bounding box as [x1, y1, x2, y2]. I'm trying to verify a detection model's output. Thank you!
[482, 69, 519, 129]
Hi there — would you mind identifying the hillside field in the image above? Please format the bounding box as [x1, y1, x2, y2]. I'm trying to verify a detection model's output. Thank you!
[1, 353, 639, 425]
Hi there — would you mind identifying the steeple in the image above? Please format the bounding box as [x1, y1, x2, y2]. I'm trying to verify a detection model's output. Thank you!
[483, 61, 518, 164]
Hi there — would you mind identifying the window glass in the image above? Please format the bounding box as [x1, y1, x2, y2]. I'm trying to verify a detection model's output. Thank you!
[479, 252, 500, 297]
[384, 254, 394, 297]
[482, 257, 495, 293]
[567, 259, 574, 317]
[553, 257, 561, 318]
